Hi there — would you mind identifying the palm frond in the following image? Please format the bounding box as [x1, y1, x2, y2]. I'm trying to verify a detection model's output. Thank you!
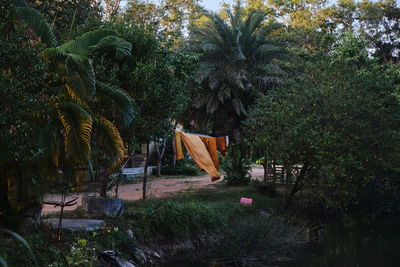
[65, 55, 95, 100]
[96, 81, 134, 126]
[206, 96, 219, 114]
[189, 3, 288, 119]
[60, 29, 131, 57]
[56, 102, 92, 161]
[217, 86, 231, 102]
[42, 47, 68, 68]
[193, 93, 211, 109]
[15, 7, 57, 47]
[93, 117, 124, 173]
[88, 35, 132, 56]
[232, 97, 246, 116]
[247, 10, 267, 36]
[195, 62, 218, 84]
[60, 29, 117, 55]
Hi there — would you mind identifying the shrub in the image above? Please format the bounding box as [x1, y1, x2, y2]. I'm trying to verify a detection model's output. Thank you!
[160, 165, 201, 176]
[217, 215, 307, 266]
[0, 5, 56, 228]
[124, 201, 225, 240]
[221, 145, 251, 185]
[245, 34, 400, 210]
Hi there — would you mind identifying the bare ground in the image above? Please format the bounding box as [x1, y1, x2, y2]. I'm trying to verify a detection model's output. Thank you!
[42, 167, 264, 215]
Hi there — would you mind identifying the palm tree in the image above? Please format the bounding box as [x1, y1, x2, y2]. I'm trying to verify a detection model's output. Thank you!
[186, 2, 288, 184]
[15, 4, 134, 195]
[188, 2, 287, 140]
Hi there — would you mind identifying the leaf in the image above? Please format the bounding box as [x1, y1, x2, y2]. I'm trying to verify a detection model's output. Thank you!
[60, 29, 131, 57]
[15, 7, 57, 47]
[88, 35, 132, 56]
[93, 117, 125, 173]
[96, 81, 134, 126]
[66, 56, 95, 99]
[0, 256, 8, 267]
[56, 102, 92, 161]
[1, 229, 38, 267]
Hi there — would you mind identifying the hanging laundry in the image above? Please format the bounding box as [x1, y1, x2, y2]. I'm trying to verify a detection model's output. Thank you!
[200, 137, 219, 170]
[175, 131, 184, 161]
[216, 137, 227, 157]
[177, 131, 220, 182]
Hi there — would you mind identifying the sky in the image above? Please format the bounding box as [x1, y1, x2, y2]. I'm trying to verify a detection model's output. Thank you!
[120, 0, 236, 12]
[121, 0, 386, 13]
[201, 0, 236, 12]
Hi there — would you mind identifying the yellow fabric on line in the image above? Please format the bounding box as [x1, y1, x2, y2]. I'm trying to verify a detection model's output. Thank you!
[216, 136, 227, 157]
[200, 137, 219, 171]
[175, 131, 184, 161]
[178, 131, 220, 182]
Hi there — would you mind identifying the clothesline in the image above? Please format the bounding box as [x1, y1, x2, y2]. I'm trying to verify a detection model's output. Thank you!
[181, 131, 229, 146]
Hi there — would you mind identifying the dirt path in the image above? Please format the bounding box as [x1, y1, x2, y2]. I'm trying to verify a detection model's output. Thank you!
[42, 167, 264, 215]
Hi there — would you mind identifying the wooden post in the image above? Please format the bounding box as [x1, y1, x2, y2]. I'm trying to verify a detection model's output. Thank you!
[142, 142, 150, 200]
[155, 139, 166, 177]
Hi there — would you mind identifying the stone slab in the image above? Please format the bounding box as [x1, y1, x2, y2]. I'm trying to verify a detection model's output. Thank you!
[82, 196, 123, 218]
[43, 218, 105, 231]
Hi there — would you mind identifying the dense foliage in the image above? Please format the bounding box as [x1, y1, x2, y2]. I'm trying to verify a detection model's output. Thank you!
[1, 0, 400, 241]
[245, 35, 400, 211]
[182, 3, 288, 184]
[2, 0, 400, 266]
[0, 3, 57, 227]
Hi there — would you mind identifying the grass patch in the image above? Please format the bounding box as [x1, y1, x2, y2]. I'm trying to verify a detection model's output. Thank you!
[1, 184, 305, 266]
[121, 186, 282, 242]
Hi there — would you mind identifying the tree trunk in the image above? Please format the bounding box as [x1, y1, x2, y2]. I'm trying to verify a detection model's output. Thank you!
[155, 139, 166, 177]
[100, 178, 107, 198]
[272, 154, 277, 184]
[285, 161, 311, 208]
[263, 153, 268, 183]
[280, 165, 285, 185]
[285, 166, 291, 196]
[142, 142, 150, 201]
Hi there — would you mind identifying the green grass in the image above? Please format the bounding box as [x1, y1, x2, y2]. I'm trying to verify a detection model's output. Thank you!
[2, 184, 302, 267]
[117, 185, 282, 242]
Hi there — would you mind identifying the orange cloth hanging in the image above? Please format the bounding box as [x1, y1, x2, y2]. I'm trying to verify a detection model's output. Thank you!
[175, 131, 184, 160]
[200, 137, 219, 170]
[216, 137, 227, 157]
[179, 132, 220, 182]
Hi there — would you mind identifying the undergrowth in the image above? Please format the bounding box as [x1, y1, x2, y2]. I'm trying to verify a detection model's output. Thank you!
[1, 186, 305, 266]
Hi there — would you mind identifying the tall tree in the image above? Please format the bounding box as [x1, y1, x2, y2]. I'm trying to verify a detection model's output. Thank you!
[185, 2, 288, 184]
[88, 20, 196, 197]
[332, 0, 400, 63]
[15, 3, 134, 196]
[25, 0, 101, 41]
[0, 1, 58, 227]
[244, 34, 400, 208]
[123, 0, 203, 45]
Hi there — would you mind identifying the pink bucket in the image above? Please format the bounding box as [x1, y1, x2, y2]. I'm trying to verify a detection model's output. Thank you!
[240, 197, 252, 205]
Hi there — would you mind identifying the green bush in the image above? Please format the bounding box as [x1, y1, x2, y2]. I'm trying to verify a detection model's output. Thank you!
[221, 145, 251, 185]
[245, 34, 400, 210]
[0, 232, 61, 267]
[217, 215, 307, 266]
[0, 3, 57, 228]
[160, 165, 201, 176]
[124, 201, 226, 240]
